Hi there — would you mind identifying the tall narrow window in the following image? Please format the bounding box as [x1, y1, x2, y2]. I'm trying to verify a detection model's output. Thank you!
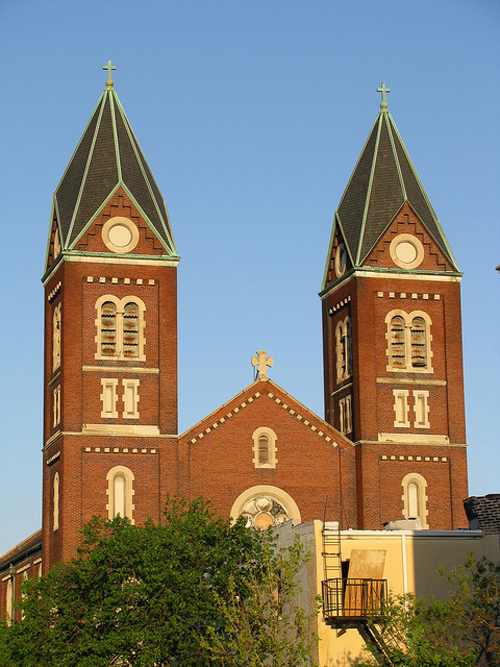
[335, 317, 352, 383]
[402, 473, 428, 528]
[53, 385, 61, 427]
[407, 482, 419, 519]
[6, 578, 13, 623]
[411, 317, 427, 368]
[53, 472, 60, 531]
[345, 395, 352, 434]
[114, 474, 125, 517]
[253, 427, 277, 469]
[52, 303, 61, 372]
[100, 301, 117, 357]
[106, 466, 135, 522]
[258, 434, 270, 466]
[390, 316, 406, 369]
[123, 302, 139, 357]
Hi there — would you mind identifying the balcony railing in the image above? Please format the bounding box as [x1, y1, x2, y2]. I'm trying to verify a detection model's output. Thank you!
[322, 578, 387, 622]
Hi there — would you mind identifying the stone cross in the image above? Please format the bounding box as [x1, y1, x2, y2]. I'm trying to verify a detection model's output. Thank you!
[103, 60, 116, 88]
[377, 82, 390, 110]
[251, 350, 274, 380]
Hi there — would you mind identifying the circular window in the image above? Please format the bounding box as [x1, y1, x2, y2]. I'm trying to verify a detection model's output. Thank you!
[390, 234, 424, 269]
[335, 243, 347, 277]
[102, 217, 139, 253]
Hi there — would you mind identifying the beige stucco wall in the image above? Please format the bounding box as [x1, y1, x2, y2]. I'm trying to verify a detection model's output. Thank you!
[274, 520, 500, 667]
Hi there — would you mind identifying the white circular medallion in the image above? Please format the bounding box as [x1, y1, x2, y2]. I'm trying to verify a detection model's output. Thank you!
[102, 217, 139, 253]
[389, 234, 424, 269]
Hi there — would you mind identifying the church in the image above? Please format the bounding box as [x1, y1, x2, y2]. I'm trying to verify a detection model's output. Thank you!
[0, 66, 470, 619]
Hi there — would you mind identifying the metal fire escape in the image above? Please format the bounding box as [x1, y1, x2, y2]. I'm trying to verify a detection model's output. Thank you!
[321, 520, 394, 666]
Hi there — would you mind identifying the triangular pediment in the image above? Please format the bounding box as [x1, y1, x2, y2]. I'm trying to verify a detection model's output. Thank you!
[180, 379, 352, 449]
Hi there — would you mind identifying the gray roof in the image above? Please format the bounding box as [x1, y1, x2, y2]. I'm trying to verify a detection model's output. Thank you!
[323, 102, 458, 288]
[49, 84, 176, 260]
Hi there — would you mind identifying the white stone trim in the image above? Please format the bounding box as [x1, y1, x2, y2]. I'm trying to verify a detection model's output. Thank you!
[230, 485, 301, 525]
[106, 465, 135, 523]
[413, 390, 430, 428]
[95, 295, 146, 361]
[252, 426, 277, 469]
[100, 378, 119, 418]
[401, 472, 428, 529]
[82, 424, 160, 436]
[393, 389, 410, 427]
[378, 432, 450, 444]
[122, 379, 140, 419]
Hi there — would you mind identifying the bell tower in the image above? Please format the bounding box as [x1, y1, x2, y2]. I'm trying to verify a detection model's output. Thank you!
[320, 84, 468, 530]
[41, 63, 179, 570]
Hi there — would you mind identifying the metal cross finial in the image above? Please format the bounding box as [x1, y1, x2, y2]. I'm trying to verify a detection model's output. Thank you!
[377, 82, 391, 110]
[103, 60, 116, 88]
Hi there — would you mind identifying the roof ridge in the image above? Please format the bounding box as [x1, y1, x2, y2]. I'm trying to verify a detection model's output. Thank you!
[113, 93, 177, 254]
[66, 92, 106, 248]
[355, 112, 383, 265]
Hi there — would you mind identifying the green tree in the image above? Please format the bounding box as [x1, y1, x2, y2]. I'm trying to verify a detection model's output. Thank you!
[0, 498, 318, 667]
[200, 533, 318, 667]
[358, 555, 500, 667]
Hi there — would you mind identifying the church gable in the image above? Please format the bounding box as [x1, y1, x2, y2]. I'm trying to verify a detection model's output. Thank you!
[72, 187, 170, 257]
[363, 202, 457, 273]
[179, 380, 356, 527]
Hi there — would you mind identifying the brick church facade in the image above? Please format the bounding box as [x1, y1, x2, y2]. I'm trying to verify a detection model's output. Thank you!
[1, 74, 469, 619]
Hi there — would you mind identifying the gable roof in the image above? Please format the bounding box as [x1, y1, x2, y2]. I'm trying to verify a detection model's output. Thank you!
[180, 379, 353, 449]
[323, 96, 459, 289]
[48, 81, 176, 267]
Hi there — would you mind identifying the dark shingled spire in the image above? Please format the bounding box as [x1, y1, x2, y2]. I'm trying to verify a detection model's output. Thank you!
[49, 80, 176, 261]
[323, 89, 458, 288]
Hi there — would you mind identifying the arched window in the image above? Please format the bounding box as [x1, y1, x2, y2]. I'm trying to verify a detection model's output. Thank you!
[95, 296, 146, 361]
[410, 317, 427, 368]
[335, 316, 352, 383]
[386, 310, 432, 373]
[123, 302, 139, 357]
[100, 301, 117, 357]
[390, 315, 406, 369]
[106, 466, 135, 522]
[258, 434, 270, 466]
[52, 303, 61, 372]
[252, 427, 277, 469]
[6, 577, 13, 623]
[230, 485, 301, 528]
[402, 472, 428, 528]
[53, 472, 60, 531]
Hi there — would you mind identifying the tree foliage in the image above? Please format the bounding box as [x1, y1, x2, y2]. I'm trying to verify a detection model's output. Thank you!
[0, 498, 317, 667]
[358, 555, 500, 667]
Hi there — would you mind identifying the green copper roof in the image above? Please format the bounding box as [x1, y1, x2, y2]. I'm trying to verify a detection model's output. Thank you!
[325, 88, 458, 284]
[51, 79, 176, 256]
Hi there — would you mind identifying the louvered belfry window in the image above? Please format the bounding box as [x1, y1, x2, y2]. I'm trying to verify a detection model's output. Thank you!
[97, 297, 145, 361]
[100, 301, 117, 356]
[123, 302, 139, 357]
[410, 317, 427, 368]
[390, 316, 406, 369]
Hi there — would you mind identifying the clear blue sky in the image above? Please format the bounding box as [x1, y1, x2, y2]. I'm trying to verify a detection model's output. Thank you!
[1, 0, 499, 555]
